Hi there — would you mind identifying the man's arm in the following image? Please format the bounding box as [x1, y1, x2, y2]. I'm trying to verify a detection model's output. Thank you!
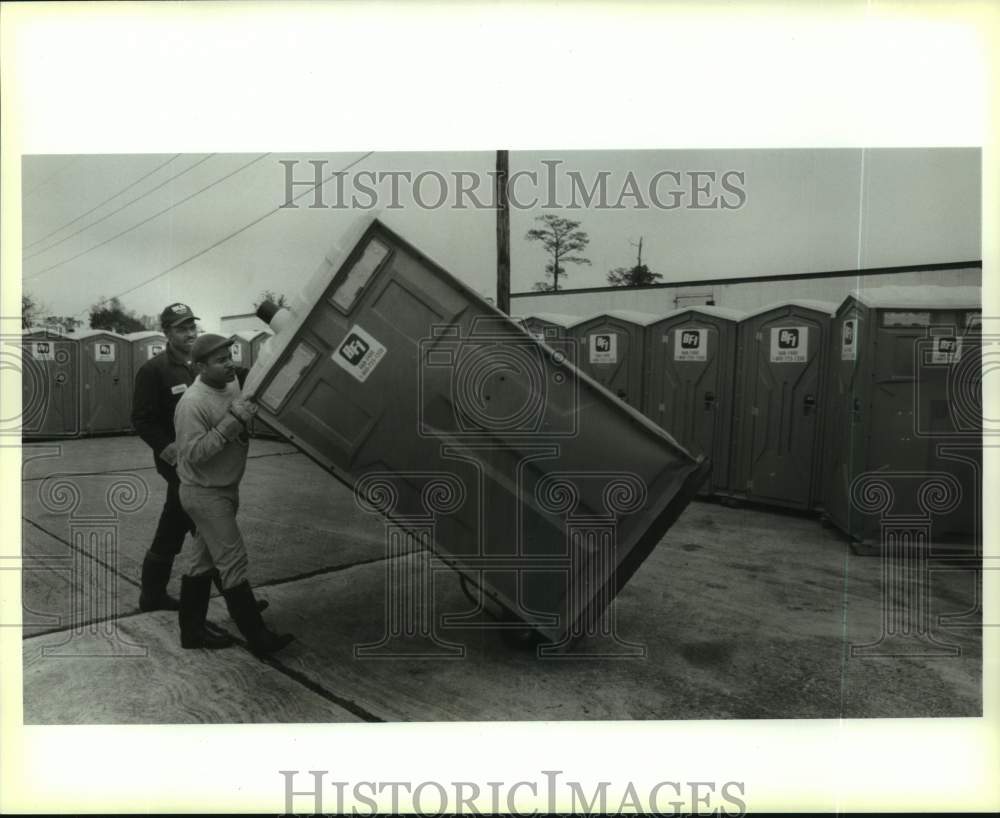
[174, 399, 246, 466]
[131, 364, 172, 455]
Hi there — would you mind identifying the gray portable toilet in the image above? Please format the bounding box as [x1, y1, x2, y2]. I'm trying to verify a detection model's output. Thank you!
[520, 313, 582, 343]
[822, 286, 981, 549]
[74, 329, 132, 435]
[229, 330, 266, 369]
[21, 330, 80, 438]
[570, 310, 661, 407]
[643, 306, 746, 496]
[244, 215, 708, 646]
[730, 300, 836, 510]
[123, 331, 167, 378]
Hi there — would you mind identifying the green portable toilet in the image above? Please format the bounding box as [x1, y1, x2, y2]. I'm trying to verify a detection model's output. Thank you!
[570, 310, 661, 407]
[822, 286, 981, 549]
[730, 300, 836, 510]
[643, 306, 746, 496]
[123, 331, 167, 378]
[21, 330, 80, 438]
[521, 313, 582, 343]
[244, 215, 708, 646]
[74, 329, 132, 435]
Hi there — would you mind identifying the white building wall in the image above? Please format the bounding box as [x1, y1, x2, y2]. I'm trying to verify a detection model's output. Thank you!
[510, 266, 981, 321]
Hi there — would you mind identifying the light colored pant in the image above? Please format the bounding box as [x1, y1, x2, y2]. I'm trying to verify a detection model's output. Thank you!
[178, 484, 249, 590]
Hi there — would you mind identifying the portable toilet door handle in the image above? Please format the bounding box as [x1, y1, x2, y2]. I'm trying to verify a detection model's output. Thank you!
[704, 390, 716, 410]
[803, 394, 816, 416]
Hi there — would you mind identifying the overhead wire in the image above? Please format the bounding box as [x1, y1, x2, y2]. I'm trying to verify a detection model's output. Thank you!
[77, 151, 375, 315]
[24, 154, 181, 252]
[27, 154, 269, 281]
[23, 154, 216, 262]
[22, 158, 78, 198]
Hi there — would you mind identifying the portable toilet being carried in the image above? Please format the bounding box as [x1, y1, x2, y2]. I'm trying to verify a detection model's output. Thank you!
[520, 313, 582, 343]
[21, 330, 80, 438]
[123, 331, 167, 378]
[643, 306, 746, 496]
[74, 329, 132, 435]
[570, 310, 661, 407]
[730, 300, 836, 510]
[822, 286, 981, 550]
[243, 215, 709, 646]
[249, 329, 274, 364]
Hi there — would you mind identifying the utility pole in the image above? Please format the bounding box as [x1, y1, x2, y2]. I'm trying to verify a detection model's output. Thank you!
[495, 150, 510, 314]
[630, 236, 644, 268]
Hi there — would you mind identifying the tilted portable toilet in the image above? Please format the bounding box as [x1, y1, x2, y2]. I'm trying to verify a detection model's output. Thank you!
[822, 286, 981, 549]
[74, 329, 133, 435]
[521, 313, 582, 344]
[21, 330, 80, 438]
[250, 329, 274, 363]
[730, 300, 836, 510]
[569, 310, 661, 407]
[643, 306, 746, 495]
[243, 215, 708, 646]
[123, 331, 167, 378]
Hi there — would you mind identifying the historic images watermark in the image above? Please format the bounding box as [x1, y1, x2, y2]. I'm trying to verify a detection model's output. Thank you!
[279, 158, 748, 211]
[351, 320, 650, 658]
[280, 770, 748, 816]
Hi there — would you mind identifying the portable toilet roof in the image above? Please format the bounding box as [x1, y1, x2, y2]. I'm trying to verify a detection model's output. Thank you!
[846, 285, 981, 310]
[742, 299, 839, 319]
[232, 329, 269, 341]
[523, 312, 583, 328]
[122, 330, 166, 342]
[652, 305, 747, 323]
[72, 328, 131, 341]
[600, 309, 664, 326]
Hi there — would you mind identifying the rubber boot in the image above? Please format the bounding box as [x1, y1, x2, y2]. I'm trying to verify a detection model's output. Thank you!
[139, 554, 180, 612]
[221, 580, 294, 657]
[178, 573, 234, 649]
[212, 569, 268, 612]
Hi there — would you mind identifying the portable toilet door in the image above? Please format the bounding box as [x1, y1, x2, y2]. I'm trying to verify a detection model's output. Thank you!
[21, 330, 80, 438]
[570, 310, 660, 407]
[643, 306, 745, 495]
[74, 330, 132, 434]
[821, 286, 982, 548]
[123, 331, 167, 379]
[731, 300, 836, 510]
[520, 313, 581, 344]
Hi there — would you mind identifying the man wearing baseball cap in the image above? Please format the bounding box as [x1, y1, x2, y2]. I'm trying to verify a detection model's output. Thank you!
[173, 333, 294, 655]
[130, 303, 203, 611]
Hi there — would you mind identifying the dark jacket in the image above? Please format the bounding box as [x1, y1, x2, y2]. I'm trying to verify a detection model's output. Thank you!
[131, 343, 248, 462]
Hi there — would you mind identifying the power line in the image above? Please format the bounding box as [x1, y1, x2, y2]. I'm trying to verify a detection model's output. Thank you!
[24, 154, 216, 262]
[24, 154, 181, 252]
[26, 154, 268, 281]
[22, 158, 78, 198]
[77, 151, 374, 316]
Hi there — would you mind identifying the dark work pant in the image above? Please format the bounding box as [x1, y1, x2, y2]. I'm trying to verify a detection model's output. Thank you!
[147, 460, 196, 563]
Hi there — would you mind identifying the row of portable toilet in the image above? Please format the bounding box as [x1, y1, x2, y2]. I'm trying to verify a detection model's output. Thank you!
[21, 328, 274, 439]
[521, 286, 982, 547]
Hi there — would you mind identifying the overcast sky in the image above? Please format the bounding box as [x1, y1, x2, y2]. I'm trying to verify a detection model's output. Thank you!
[21, 148, 980, 331]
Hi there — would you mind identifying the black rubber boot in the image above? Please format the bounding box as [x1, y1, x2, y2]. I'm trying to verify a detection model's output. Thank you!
[179, 574, 234, 649]
[212, 570, 268, 612]
[139, 554, 180, 612]
[221, 580, 294, 657]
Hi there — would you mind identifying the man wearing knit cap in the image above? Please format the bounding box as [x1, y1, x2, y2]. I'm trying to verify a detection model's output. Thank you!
[173, 333, 294, 655]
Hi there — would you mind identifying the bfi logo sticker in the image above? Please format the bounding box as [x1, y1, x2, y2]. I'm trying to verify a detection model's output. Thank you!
[333, 324, 387, 382]
[95, 342, 116, 362]
[931, 332, 962, 364]
[674, 328, 707, 361]
[589, 332, 618, 364]
[231, 343, 243, 363]
[770, 326, 808, 363]
[32, 342, 54, 361]
[148, 344, 164, 360]
[841, 319, 858, 361]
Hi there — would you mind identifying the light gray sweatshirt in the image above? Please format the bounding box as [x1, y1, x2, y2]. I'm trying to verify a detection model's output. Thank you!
[174, 376, 249, 488]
